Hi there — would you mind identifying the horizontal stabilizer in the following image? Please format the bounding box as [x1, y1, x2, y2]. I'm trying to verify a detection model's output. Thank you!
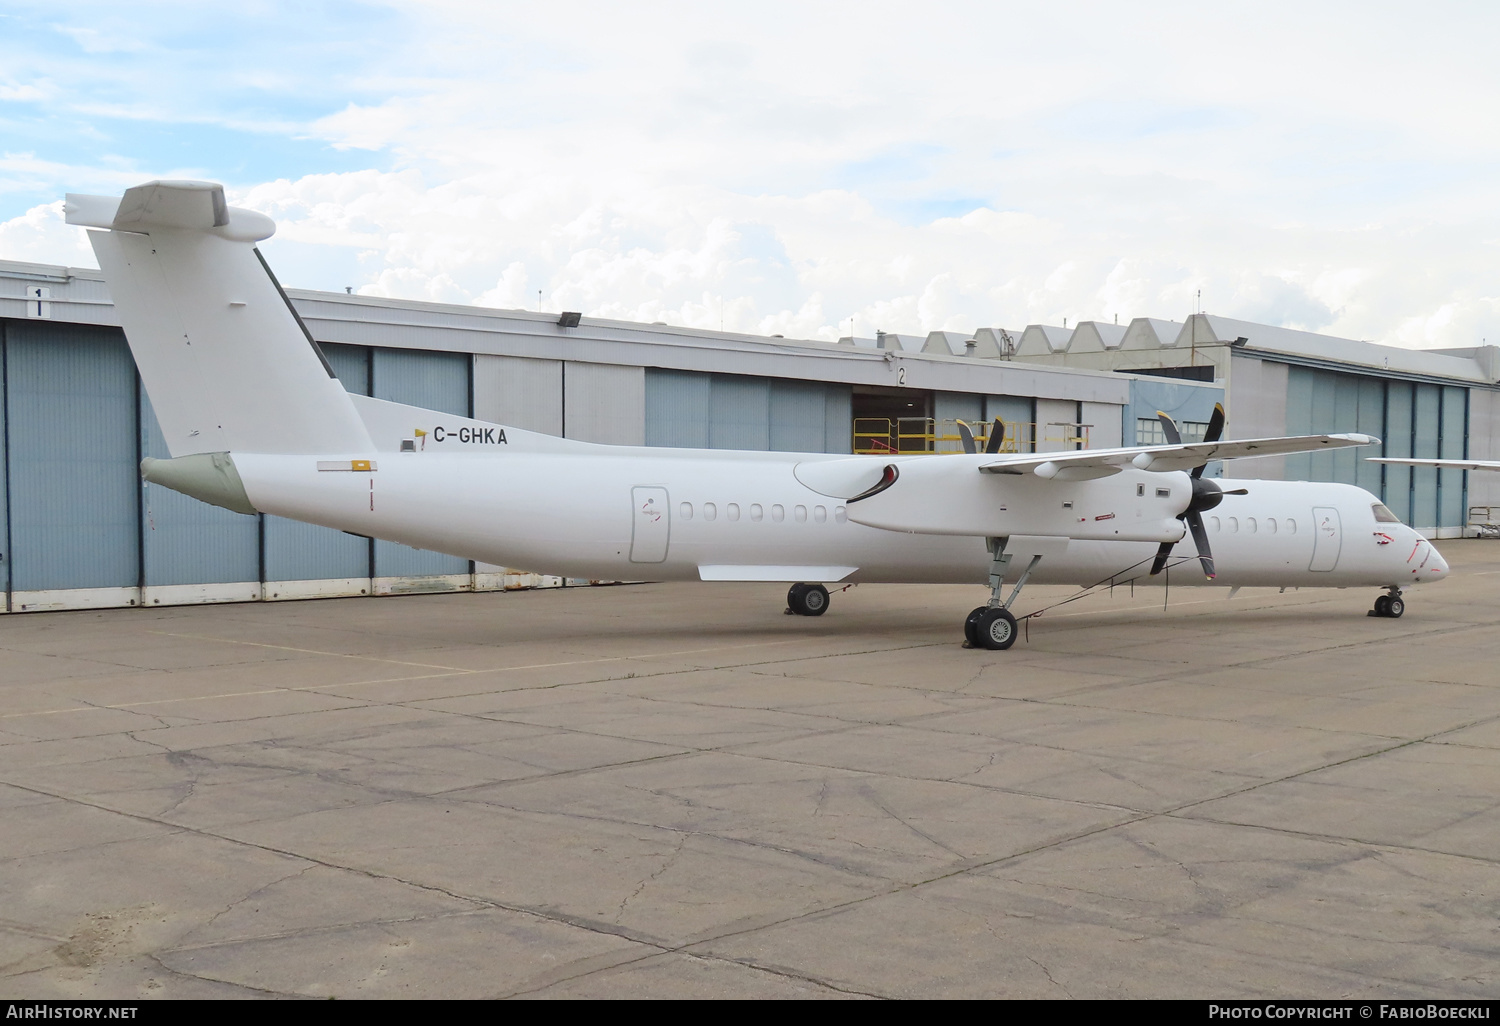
[67, 181, 274, 242]
[115, 180, 227, 230]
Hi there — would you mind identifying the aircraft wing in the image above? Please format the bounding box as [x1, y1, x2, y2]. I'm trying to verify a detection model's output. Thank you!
[804, 431, 1382, 539]
[1368, 458, 1500, 472]
[977, 432, 1380, 480]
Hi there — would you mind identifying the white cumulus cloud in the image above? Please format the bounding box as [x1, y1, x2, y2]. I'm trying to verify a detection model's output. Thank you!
[5, 1, 1500, 347]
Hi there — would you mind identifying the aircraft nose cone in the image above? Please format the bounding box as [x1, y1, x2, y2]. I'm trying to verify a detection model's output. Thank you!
[1407, 535, 1449, 582]
[1422, 544, 1450, 580]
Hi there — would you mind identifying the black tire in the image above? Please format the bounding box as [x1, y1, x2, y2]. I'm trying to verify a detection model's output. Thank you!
[787, 583, 829, 617]
[1386, 595, 1404, 618]
[976, 608, 1018, 651]
[800, 584, 830, 617]
[963, 606, 987, 646]
[1374, 595, 1391, 617]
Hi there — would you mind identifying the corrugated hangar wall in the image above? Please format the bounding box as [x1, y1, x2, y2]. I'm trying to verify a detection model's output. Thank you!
[372, 347, 473, 582]
[644, 370, 850, 452]
[0, 338, 7, 600]
[0, 309, 1479, 613]
[0, 321, 924, 613]
[1283, 365, 1469, 529]
[6, 321, 140, 607]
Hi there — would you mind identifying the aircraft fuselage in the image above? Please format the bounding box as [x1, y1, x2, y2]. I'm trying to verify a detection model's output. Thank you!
[229, 450, 1448, 592]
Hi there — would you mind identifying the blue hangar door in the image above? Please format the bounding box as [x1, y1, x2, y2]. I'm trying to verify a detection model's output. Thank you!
[371, 348, 473, 582]
[5, 322, 140, 607]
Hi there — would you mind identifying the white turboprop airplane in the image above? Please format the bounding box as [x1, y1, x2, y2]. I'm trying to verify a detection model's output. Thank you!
[63, 181, 1450, 650]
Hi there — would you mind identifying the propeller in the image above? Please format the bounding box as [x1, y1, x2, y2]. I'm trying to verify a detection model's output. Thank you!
[1149, 403, 1246, 580]
[956, 418, 1006, 455]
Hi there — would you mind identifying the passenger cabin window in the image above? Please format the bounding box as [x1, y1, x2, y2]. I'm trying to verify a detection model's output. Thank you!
[680, 502, 693, 520]
[704, 502, 717, 522]
[814, 505, 827, 523]
[1210, 516, 1220, 532]
[750, 503, 764, 522]
[771, 504, 785, 522]
[1227, 517, 1238, 533]
[794, 505, 808, 523]
[1372, 503, 1401, 524]
[834, 505, 848, 524]
[1246, 517, 1257, 533]
[727, 503, 740, 522]
[1286, 519, 1297, 534]
[1266, 518, 1277, 534]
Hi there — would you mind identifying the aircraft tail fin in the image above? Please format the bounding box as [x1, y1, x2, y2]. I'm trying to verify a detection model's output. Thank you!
[67, 180, 373, 457]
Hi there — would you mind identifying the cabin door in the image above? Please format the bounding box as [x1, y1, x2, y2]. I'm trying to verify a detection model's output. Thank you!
[629, 487, 671, 563]
[1309, 506, 1342, 571]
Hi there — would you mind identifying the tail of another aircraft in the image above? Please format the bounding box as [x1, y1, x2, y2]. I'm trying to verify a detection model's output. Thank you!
[66, 181, 373, 457]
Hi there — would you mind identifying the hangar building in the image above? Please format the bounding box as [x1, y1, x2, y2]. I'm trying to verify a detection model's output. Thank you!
[1, 256, 1493, 613]
[989, 314, 1500, 536]
[1, 258, 1211, 613]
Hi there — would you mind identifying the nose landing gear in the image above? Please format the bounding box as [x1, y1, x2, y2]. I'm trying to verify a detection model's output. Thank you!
[786, 583, 830, 617]
[1369, 588, 1405, 618]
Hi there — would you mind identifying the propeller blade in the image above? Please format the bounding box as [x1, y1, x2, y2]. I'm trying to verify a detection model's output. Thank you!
[1222, 487, 1248, 496]
[1187, 511, 1216, 579]
[1149, 540, 1174, 576]
[1156, 411, 1182, 446]
[984, 417, 1006, 454]
[1190, 403, 1227, 479]
[956, 420, 978, 455]
[1202, 402, 1225, 444]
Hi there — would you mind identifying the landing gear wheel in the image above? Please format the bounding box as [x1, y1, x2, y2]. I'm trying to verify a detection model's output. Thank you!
[1386, 595, 1404, 618]
[974, 608, 1018, 651]
[787, 583, 830, 617]
[1373, 595, 1391, 617]
[963, 606, 987, 647]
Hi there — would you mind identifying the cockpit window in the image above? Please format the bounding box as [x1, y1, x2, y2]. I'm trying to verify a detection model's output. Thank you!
[1372, 503, 1401, 524]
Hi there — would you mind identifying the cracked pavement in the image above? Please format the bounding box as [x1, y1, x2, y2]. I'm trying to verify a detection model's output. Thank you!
[2, 545, 1499, 998]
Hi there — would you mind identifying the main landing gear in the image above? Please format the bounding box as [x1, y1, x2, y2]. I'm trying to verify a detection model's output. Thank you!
[964, 537, 1041, 651]
[1369, 587, 1405, 618]
[787, 583, 830, 617]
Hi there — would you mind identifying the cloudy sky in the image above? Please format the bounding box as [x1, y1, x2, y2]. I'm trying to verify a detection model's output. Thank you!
[2, 1, 1498, 347]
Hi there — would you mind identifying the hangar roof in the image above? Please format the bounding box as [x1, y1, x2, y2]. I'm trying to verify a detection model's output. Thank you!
[1186, 313, 1499, 385]
[0, 258, 1130, 404]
